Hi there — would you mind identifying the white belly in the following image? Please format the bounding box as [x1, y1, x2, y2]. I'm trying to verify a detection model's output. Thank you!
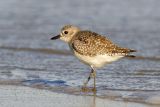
[74, 52, 123, 68]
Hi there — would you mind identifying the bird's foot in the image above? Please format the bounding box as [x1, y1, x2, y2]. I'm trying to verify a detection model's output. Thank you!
[81, 86, 90, 92]
[81, 82, 90, 92]
[91, 87, 97, 92]
[81, 86, 97, 93]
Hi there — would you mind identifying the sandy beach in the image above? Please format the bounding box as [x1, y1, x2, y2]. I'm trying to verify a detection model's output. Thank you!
[0, 85, 159, 107]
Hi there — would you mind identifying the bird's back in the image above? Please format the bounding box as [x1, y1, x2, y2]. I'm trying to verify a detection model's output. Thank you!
[71, 30, 136, 57]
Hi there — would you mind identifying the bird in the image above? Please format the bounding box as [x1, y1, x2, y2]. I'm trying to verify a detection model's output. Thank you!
[50, 25, 136, 92]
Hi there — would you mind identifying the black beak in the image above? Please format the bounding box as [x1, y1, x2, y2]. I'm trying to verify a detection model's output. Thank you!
[50, 35, 61, 40]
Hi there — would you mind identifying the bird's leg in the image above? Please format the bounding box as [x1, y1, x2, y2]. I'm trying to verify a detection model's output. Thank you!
[91, 67, 96, 92]
[82, 69, 93, 91]
[82, 66, 97, 92]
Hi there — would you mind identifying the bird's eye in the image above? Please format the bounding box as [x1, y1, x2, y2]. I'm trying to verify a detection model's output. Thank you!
[64, 31, 68, 34]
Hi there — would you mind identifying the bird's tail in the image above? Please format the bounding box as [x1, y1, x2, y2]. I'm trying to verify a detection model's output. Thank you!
[129, 49, 137, 53]
[125, 55, 136, 58]
[125, 49, 137, 58]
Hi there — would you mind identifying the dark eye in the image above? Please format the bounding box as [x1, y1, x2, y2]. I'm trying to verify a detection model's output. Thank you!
[64, 31, 68, 34]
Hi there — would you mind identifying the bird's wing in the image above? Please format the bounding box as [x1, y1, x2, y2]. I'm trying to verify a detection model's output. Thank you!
[71, 31, 136, 56]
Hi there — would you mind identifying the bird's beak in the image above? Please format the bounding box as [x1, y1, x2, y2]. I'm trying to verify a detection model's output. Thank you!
[50, 35, 61, 40]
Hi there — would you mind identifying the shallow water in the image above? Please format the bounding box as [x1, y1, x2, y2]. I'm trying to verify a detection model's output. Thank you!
[0, 0, 160, 106]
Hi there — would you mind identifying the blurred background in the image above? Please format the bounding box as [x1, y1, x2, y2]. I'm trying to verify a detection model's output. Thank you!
[0, 0, 160, 104]
[0, 0, 160, 56]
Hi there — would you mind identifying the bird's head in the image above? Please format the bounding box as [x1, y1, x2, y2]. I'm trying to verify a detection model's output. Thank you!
[51, 25, 80, 43]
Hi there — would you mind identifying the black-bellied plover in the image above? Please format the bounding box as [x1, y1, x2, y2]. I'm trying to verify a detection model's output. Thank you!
[51, 25, 136, 92]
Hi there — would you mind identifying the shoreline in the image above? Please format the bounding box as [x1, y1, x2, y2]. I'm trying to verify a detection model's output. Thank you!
[0, 85, 159, 107]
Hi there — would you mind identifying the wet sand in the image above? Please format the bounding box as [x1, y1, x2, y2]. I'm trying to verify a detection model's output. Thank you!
[0, 85, 159, 107]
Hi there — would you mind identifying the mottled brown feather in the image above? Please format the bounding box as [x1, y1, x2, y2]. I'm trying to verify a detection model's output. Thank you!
[71, 31, 136, 56]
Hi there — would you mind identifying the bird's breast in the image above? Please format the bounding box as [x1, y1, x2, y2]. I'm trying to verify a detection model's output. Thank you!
[73, 51, 123, 68]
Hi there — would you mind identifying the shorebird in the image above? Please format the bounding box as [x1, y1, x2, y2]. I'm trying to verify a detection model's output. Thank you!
[51, 25, 136, 92]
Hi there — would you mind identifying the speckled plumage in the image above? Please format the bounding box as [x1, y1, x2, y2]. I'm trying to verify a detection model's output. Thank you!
[71, 30, 135, 57]
[51, 25, 137, 90]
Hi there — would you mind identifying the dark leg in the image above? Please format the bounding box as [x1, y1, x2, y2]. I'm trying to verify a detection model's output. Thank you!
[82, 69, 93, 91]
[82, 66, 96, 92]
[91, 67, 96, 92]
